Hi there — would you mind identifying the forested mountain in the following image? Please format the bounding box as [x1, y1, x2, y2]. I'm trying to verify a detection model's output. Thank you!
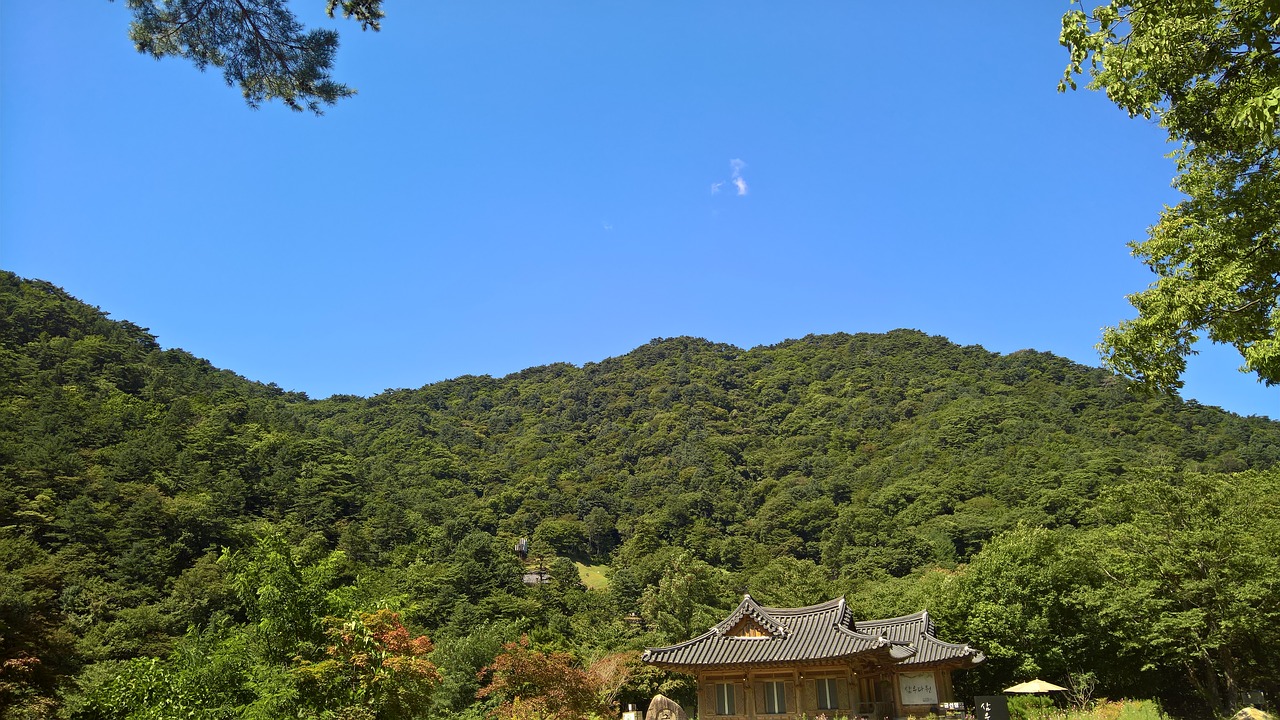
[2, 271, 1277, 719]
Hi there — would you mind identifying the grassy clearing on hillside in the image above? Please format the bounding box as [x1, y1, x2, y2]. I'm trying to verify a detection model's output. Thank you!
[575, 562, 609, 591]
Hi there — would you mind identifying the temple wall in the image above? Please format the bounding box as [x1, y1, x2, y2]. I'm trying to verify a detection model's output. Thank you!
[695, 666, 954, 720]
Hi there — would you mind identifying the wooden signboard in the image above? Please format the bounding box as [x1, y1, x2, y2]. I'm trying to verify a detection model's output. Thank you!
[898, 672, 939, 705]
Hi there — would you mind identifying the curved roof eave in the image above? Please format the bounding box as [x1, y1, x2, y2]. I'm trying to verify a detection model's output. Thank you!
[642, 642, 905, 672]
[642, 627, 720, 662]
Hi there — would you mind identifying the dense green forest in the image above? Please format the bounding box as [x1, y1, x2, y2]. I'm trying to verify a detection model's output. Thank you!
[1, 271, 1277, 719]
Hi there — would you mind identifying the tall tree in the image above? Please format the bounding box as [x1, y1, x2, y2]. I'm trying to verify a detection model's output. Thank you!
[118, 0, 385, 112]
[638, 551, 727, 644]
[1079, 469, 1280, 716]
[943, 527, 1116, 697]
[1061, 0, 1280, 389]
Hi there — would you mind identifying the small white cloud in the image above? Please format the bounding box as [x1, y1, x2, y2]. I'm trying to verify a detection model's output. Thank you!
[729, 158, 748, 195]
[710, 159, 749, 197]
[602, 222, 613, 231]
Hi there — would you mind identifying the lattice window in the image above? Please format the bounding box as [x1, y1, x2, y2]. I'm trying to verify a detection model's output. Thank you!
[816, 678, 840, 710]
[715, 683, 736, 715]
[763, 681, 787, 714]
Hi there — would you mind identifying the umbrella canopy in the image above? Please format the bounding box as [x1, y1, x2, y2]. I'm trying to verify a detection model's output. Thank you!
[1004, 679, 1068, 693]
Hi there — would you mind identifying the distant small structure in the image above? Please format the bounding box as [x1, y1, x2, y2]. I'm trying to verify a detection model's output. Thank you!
[521, 568, 549, 586]
[515, 537, 529, 561]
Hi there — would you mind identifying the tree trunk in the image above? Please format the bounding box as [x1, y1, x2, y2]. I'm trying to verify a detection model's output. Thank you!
[1198, 650, 1223, 716]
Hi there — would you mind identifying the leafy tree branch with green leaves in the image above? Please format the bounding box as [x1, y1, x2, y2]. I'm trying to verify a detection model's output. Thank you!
[1061, 0, 1280, 389]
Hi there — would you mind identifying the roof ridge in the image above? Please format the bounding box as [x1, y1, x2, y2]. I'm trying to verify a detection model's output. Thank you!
[856, 609, 929, 626]
[760, 596, 846, 614]
[713, 594, 789, 637]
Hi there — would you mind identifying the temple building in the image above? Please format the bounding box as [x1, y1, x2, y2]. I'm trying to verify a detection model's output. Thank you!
[642, 595, 984, 719]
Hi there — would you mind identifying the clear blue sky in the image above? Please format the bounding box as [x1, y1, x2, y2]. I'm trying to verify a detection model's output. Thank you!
[1, 2, 1273, 418]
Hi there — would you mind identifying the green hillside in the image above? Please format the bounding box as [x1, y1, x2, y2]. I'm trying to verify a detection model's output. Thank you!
[1, 271, 1276, 719]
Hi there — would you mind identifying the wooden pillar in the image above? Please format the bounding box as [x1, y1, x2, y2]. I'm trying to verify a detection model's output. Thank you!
[938, 669, 953, 702]
[793, 668, 802, 718]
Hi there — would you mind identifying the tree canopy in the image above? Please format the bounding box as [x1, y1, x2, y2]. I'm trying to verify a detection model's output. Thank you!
[119, 0, 384, 112]
[1061, 0, 1280, 389]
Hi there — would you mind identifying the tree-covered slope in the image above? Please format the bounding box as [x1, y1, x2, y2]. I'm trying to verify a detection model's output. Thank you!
[306, 330, 1276, 575]
[2, 271, 1277, 718]
[0, 273, 354, 712]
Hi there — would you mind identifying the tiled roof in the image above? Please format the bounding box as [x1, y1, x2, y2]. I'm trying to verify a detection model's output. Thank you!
[642, 596, 983, 670]
[855, 611, 985, 667]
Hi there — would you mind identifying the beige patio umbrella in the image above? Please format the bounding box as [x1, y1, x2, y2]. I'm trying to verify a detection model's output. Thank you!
[1004, 679, 1068, 693]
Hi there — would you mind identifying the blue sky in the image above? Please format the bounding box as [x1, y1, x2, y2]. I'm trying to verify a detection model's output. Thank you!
[1, 2, 1273, 418]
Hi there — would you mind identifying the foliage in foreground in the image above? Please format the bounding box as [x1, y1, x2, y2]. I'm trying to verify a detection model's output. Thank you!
[1013, 698, 1168, 720]
[59, 532, 439, 720]
[477, 638, 606, 720]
